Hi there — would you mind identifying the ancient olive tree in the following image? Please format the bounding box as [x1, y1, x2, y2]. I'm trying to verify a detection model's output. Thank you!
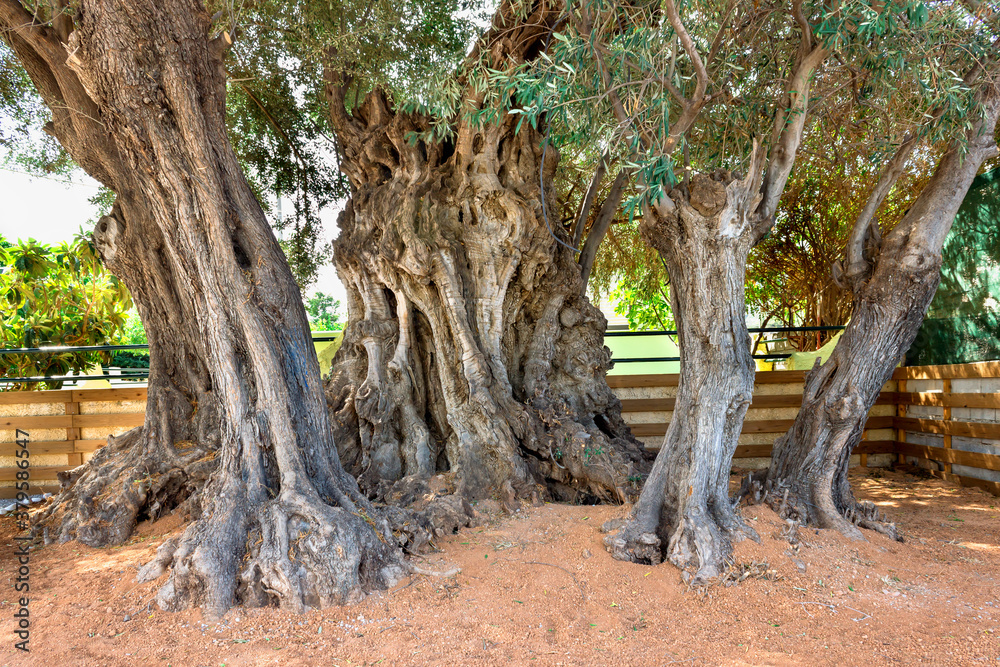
[754, 6, 1000, 538]
[1, 0, 405, 618]
[321, 0, 650, 509]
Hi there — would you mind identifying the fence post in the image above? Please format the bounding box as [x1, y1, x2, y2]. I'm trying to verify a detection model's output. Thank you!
[941, 378, 952, 475]
[896, 378, 907, 465]
[65, 399, 82, 467]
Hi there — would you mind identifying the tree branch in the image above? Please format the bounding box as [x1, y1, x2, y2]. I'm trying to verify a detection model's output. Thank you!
[842, 133, 920, 285]
[578, 170, 628, 289]
[0, 0, 121, 189]
[751, 7, 829, 243]
[571, 152, 610, 248]
[886, 76, 1000, 261]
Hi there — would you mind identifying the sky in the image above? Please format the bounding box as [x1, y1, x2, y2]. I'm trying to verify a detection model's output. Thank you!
[0, 168, 349, 308]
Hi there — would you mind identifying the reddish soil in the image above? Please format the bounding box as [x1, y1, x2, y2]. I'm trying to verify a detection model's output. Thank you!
[0, 469, 998, 666]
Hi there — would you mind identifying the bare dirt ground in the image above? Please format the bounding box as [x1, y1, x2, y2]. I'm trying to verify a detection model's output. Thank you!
[0, 468, 997, 666]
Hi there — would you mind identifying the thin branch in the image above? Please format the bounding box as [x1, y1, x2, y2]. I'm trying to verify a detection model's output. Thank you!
[842, 133, 920, 282]
[571, 152, 610, 248]
[752, 5, 829, 243]
[578, 170, 628, 288]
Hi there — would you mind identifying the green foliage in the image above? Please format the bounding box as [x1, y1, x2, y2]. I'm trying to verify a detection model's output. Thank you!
[0, 230, 133, 389]
[109, 309, 150, 370]
[0, 41, 73, 178]
[472, 1, 986, 217]
[909, 167, 1000, 365]
[305, 291, 344, 331]
[610, 273, 674, 332]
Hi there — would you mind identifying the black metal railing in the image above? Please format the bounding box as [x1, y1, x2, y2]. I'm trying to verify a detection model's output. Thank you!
[604, 325, 845, 363]
[0, 328, 841, 384]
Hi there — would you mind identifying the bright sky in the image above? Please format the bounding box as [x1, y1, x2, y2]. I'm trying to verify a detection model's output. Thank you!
[0, 168, 349, 307]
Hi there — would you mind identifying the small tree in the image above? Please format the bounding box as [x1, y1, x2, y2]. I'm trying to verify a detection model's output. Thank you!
[305, 291, 344, 331]
[1, 232, 132, 389]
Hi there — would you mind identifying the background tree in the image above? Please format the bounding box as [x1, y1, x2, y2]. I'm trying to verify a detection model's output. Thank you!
[0, 231, 132, 389]
[488, 0, 835, 580]
[905, 165, 1000, 365]
[485, 0, 990, 582]
[305, 291, 344, 330]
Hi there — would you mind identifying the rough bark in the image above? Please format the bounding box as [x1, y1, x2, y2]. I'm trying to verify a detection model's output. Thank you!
[603, 170, 762, 581]
[755, 79, 1000, 540]
[4, 0, 405, 618]
[323, 3, 648, 510]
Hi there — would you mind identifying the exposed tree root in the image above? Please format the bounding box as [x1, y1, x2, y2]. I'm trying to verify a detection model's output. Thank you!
[34, 425, 216, 547]
[739, 469, 901, 543]
[138, 489, 405, 618]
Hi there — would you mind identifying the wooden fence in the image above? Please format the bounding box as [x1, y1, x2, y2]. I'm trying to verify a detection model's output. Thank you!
[0, 388, 147, 498]
[2, 362, 999, 498]
[893, 361, 1000, 496]
[610, 370, 898, 469]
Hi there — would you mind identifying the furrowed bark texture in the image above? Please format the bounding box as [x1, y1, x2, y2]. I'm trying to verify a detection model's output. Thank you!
[324, 3, 647, 508]
[326, 90, 647, 506]
[605, 171, 761, 581]
[759, 82, 1000, 540]
[4, 0, 404, 618]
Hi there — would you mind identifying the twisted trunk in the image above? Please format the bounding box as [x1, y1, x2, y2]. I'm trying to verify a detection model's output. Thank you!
[757, 82, 1000, 539]
[324, 87, 648, 507]
[604, 171, 761, 581]
[6, 0, 404, 619]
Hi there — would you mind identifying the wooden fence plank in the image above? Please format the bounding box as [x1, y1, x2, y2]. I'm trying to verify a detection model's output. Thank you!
[606, 374, 678, 388]
[0, 415, 72, 430]
[896, 392, 1000, 409]
[631, 416, 892, 438]
[607, 370, 811, 389]
[731, 441, 895, 459]
[0, 440, 76, 456]
[896, 442, 1000, 472]
[894, 416, 1000, 441]
[620, 392, 896, 413]
[0, 390, 73, 405]
[896, 361, 1000, 381]
[72, 388, 148, 402]
[74, 439, 108, 453]
[70, 414, 145, 429]
[0, 465, 70, 481]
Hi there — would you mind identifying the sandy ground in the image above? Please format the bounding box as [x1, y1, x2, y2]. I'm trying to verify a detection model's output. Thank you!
[0, 468, 997, 666]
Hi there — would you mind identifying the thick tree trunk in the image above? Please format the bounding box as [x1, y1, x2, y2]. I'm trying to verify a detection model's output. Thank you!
[324, 87, 648, 509]
[604, 171, 761, 582]
[8, 0, 405, 619]
[757, 261, 936, 540]
[756, 84, 1000, 539]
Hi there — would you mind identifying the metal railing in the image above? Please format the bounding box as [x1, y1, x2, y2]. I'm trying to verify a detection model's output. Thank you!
[605, 325, 845, 363]
[0, 328, 842, 384]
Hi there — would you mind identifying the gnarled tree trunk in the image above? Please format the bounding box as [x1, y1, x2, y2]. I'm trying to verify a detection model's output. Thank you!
[324, 86, 648, 508]
[604, 171, 761, 581]
[4, 0, 404, 619]
[322, 4, 647, 509]
[756, 80, 1000, 539]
